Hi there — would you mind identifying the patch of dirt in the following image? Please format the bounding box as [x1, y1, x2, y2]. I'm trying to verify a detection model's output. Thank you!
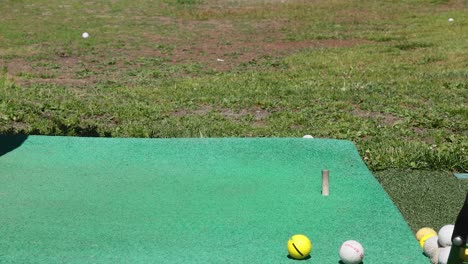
[2, 13, 372, 88]
[19, 78, 94, 87]
[2, 56, 101, 87]
[335, 9, 382, 23]
[351, 106, 402, 126]
[146, 18, 371, 72]
[435, 0, 467, 11]
[176, 38, 368, 71]
[220, 107, 270, 121]
[5, 58, 34, 76]
[11, 121, 29, 132]
[172, 105, 214, 117]
[171, 105, 271, 126]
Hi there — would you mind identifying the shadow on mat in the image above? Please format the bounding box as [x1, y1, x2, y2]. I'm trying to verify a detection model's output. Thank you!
[0, 134, 28, 156]
[287, 255, 311, 261]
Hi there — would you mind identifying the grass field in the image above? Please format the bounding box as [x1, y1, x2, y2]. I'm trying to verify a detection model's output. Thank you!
[1, 0, 467, 231]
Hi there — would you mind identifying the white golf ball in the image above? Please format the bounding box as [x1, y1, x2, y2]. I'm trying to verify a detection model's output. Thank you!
[438, 247, 451, 264]
[423, 235, 439, 257]
[82, 32, 89, 38]
[438, 224, 454, 247]
[303, 135, 314, 139]
[448, 18, 454, 22]
[430, 247, 441, 264]
[339, 240, 364, 264]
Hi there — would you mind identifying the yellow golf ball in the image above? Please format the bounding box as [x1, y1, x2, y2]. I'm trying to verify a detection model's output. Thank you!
[459, 247, 468, 261]
[419, 233, 436, 248]
[415, 227, 437, 241]
[287, 234, 312, 260]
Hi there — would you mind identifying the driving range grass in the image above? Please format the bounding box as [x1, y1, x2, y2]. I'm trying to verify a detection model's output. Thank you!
[1, 0, 467, 230]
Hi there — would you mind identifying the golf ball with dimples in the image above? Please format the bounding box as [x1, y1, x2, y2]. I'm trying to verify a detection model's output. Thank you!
[438, 224, 454, 247]
[339, 240, 364, 264]
[430, 247, 440, 264]
[423, 235, 439, 258]
[82, 32, 89, 38]
[416, 227, 437, 241]
[287, 234, 312, 260]
[438, 247, 451, 264]
[420, 233, 437, 248]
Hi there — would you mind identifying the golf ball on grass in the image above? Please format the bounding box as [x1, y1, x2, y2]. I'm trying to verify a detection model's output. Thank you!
[438, 224, 454, 247]
[416, 227, 437, 241]
[82, 32, 89, 38]
[287, 234, 312, 260]
[339, 240, 364, 264]
[448, 18, 454, 22]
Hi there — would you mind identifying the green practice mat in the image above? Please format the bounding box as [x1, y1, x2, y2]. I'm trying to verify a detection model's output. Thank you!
[0, 136, 427, 263]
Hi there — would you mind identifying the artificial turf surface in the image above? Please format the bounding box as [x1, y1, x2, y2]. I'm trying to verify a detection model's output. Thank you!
[375, 169, 468, 233]
[0, 135, 427, 263]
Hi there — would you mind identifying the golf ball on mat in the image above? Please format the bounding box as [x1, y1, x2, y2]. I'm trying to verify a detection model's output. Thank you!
[287, 234, 312, 260]
[82, 32, 89, 38]
[438, 224, 454, 247]
[339, 240, 364, 264]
